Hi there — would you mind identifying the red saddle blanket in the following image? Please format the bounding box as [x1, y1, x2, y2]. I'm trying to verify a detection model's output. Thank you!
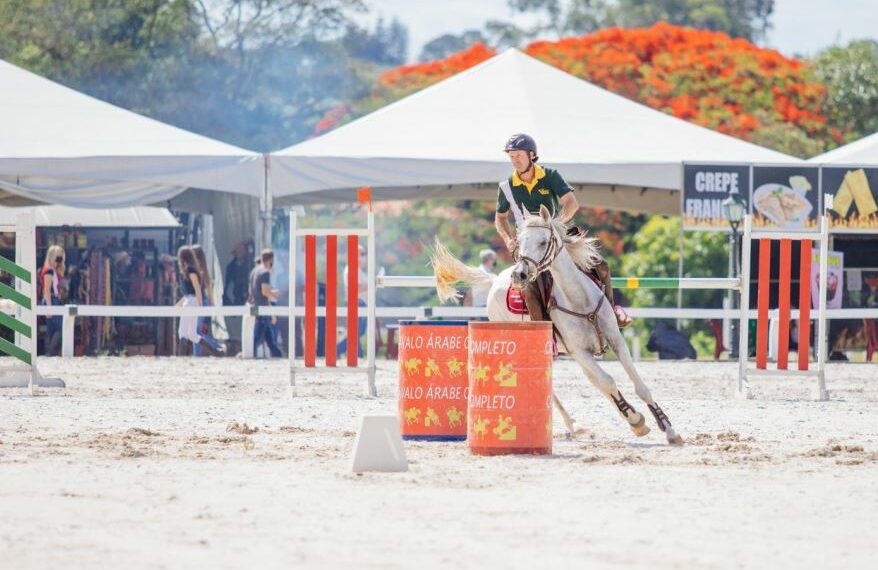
[505, 286, 528, 315]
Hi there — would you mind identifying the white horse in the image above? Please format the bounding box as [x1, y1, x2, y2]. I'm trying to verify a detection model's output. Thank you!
[432, 205, 683, 445]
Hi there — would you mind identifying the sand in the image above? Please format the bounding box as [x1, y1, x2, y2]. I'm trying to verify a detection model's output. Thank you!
[1, 357, 877, 569]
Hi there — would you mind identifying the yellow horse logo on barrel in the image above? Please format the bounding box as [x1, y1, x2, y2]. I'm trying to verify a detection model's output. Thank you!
[446, 407, 464, 428]
[424, 407, 441, 427]
[493, 415, 517, 441]
[472, 415, 490, 438]
[425, 358, 441, 378]
[494, 362, 517, 387]
[446, 358, 463, 378]
[404, 358, 422, 375]
[472, 364, 491, 386]
[403, 407, 421, 425]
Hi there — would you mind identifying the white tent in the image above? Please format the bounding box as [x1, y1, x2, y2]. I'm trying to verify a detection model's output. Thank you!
[271, 49, 798, 215]
[0, 58, 263, 208]
[809, 132, 878, 165]
[0, 205, 179, 228]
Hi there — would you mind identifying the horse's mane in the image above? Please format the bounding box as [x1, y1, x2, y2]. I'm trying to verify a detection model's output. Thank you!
[520, 211, 602, 272]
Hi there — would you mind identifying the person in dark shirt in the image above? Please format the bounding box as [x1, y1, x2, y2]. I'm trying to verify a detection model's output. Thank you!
[249, 249, 282, 358]
[223, 242, 251, 306]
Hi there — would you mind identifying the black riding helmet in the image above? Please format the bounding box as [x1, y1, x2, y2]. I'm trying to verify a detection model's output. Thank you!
[503, 133, 539, 162]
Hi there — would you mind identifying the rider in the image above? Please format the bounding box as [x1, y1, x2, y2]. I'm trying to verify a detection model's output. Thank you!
[494, 133, 631, 328]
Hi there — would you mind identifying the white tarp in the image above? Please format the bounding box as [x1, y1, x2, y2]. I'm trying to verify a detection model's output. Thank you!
[0, 205, 179, 228]
[271, 48, 798, 214]
[0, 59, 262, 207]
[809, 132, 878, 165]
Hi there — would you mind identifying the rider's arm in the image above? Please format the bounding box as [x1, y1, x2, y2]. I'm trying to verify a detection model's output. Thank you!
[559, 192, 579, 223]
[494, 210, 516, 252]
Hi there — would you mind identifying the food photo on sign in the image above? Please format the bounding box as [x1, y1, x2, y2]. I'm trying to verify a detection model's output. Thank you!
[751, 166, 820, 230]
[821, 167, 878, 232]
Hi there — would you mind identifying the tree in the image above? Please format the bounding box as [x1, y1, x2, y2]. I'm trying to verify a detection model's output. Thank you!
[0, 0, 376, 150]
[609, 0, 774, 42]
[813, 40, 878, 145]
[342, 17, 409, 66]
[484, 0, 774, 46]
[419, 30, 488, 62]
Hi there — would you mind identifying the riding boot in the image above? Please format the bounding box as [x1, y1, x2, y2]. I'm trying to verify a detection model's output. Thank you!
[198, 338, 226, 357]
[594, 259, 632, 328]
[522, 276, 551, 321]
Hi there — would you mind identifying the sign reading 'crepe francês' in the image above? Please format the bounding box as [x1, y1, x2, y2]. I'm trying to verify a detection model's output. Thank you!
[821, 167, 878, 233]
[751, 165, 820, 231]
[682, 164, 750, 231]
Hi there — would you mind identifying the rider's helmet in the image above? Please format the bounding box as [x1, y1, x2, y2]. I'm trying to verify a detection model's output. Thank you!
[503, 133, 538, 162]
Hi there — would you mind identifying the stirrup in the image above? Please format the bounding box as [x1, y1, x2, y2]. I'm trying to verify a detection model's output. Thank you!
[614, 305, 632, 328]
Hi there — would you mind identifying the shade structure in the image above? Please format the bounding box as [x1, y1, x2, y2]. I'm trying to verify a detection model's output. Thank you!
[0, 58, 262, 208]
[809, 132, 878, 165]
[0, 205, 179, 228]
[271, 48, 798, 214]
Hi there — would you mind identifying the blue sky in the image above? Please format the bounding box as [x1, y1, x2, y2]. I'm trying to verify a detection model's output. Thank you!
[364, 0, 878, 61]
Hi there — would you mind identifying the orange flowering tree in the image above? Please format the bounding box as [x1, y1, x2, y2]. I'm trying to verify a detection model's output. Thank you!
[525, 23, 833, 151]
[316, 23, 833, 153]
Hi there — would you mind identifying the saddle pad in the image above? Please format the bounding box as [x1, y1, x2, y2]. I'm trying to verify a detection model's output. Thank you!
[505, 286, 528, 315]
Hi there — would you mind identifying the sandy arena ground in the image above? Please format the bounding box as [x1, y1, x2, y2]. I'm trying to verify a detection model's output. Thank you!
[1, 357, 877, 569]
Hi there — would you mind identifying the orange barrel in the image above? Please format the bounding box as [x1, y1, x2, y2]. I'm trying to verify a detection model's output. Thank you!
[467, 322, 553, 455]
[398, 321, 469, 441]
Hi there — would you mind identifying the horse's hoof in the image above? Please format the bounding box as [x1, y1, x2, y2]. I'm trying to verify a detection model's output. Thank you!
[667, 433, 684, 445]
[631, 423, 650, 437]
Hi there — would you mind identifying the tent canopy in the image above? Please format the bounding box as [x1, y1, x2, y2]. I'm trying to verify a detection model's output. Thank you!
[271, 49, 797, 215]
[809, 132, 878, 165]
[0, 205, 179, 228]
[0, 59, 262, 208]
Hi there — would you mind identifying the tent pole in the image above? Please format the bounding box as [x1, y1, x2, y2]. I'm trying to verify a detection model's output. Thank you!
[260, 153, 273, 253]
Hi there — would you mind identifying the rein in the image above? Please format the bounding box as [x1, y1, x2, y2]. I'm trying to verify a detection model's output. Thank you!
[516, 222, 608, 355]
[513, 223, 562, 283]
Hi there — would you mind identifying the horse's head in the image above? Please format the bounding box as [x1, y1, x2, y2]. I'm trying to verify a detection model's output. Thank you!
[511, 205, 563, 290]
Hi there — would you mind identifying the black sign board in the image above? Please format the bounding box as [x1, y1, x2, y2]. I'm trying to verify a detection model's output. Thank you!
[682, 164, 750, 231]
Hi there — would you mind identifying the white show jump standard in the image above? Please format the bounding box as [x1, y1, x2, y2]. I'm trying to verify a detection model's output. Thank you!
[0, 212, 64, 393]
[288, 210, 377, 397]
[737, 213, 830, 401]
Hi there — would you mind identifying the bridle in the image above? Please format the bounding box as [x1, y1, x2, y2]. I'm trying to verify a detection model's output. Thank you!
[515, 220, 609, 356]
[513, 222, 562, 284]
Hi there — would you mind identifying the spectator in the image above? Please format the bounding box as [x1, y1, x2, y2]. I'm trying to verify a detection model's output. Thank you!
[176, 246, 222, 356]
[223, 242, 251, 306]
[39, 245, 65, 355]
[191, 245, 224, 356]
[337, 245, 368, 358]
[465, 248, 497, 308]
[249, 249, 282, 358]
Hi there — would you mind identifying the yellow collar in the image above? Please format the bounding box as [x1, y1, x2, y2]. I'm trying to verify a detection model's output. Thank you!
[512, 164, 545, 193]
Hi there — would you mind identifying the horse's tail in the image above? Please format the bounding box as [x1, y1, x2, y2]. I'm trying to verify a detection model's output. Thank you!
[430, 238, 495, 303]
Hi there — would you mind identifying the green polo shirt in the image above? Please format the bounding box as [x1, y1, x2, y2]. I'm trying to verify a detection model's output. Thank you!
[496, 165, 573, 217]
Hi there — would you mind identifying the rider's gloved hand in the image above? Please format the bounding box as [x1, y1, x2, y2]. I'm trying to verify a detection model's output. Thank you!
[505, 238, 517, 252]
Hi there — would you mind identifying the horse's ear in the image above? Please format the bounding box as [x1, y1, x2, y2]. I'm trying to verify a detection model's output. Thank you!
[539, 204, 551, 222]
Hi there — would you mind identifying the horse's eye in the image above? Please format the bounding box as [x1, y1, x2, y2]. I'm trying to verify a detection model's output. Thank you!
[539, 240, 547, 247]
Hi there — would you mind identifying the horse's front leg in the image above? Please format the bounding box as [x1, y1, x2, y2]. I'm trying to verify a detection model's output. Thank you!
[606, 328, 683, 445]
[568, 345, 649, 438]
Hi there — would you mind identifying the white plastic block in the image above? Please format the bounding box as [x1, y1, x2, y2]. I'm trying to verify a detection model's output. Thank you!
[350, 415, 408, 473]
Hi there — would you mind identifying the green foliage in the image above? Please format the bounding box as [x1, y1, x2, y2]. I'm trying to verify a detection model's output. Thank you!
[419, 30, 488, 61]
[619, 216, 729, 308]
[814, 40, 878, 144]
[0, 0, 375, 150]
[483, 0, 774, 46]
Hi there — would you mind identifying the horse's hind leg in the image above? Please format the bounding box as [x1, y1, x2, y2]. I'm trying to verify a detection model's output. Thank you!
[569, 347, 649, 437]
[607, 329, 683, 445]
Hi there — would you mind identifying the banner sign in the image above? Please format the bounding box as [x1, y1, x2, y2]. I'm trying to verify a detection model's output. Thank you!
[812, 250, 844, 310]
[821, 167, 878, 232]
[751, 166, 820, 231]
[682, 164, 750, 231]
